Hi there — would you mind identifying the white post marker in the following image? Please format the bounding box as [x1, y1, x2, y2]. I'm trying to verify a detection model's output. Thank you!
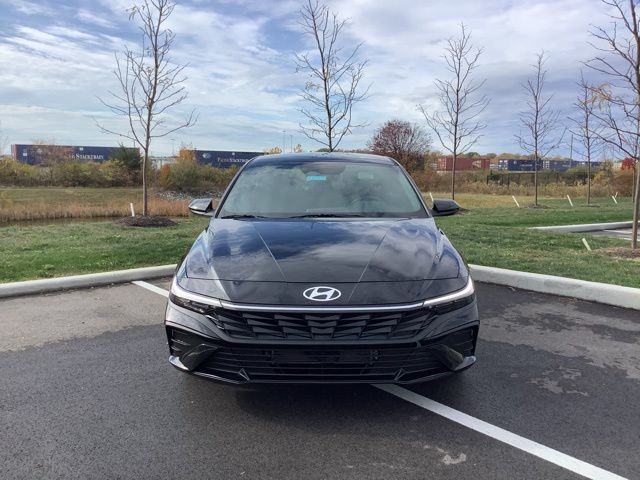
[582, 238, 592, 251]
[130, 202, 135, 217]
[429, 192, 434, 204]
[615, 191, 619, 198]
[611, 195, 618, 205]
[511, 195, 520, 208]
[567, 195, 574, 207]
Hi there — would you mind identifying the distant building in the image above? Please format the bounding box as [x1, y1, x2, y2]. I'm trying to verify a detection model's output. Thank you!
[498, 158, 603, 172]
[151, 156, 176, 169]
[544, 159, 572, 172]
[191, 150, 262, 168]
[436, 156, 491, 171]
[497, 159, 544, 172]
[11, 144, 138, 165]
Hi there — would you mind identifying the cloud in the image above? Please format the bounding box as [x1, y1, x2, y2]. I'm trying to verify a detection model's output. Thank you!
[323, 0, 612, 153]
[8, 0, 52, 16]
[76, 9, 117, 29]
[0, 0, 626, 156]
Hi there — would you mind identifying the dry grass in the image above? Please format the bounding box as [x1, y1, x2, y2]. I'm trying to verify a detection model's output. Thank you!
[0, 187, 189, 223]
[424, 193, 524, 209]
[423, 192, 629, 209]
[0, 187, 631, 224]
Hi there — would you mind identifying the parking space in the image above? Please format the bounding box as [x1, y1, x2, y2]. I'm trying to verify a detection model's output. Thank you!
[1, 281, 638, 479]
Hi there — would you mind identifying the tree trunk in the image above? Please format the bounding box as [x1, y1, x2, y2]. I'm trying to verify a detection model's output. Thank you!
[451, 152, 457, 200]
[142, 148, 149, 216]
[587, 155, 591, 205]
[633, 157, 640, 249]
[636, 166, 639, 202]
[633, 0, 640, 249]
[632, 167, 636, 202]
[534, 157, 539, 206]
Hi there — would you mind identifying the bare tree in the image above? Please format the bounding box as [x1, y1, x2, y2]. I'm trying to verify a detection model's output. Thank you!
[420, 24, 488, 200]
[515, 51, 565, 206]
[568, 72, 606, 204]
[263, 146, 283, 155]
[587, 0, 640, 248]
[0, 121, 9, 156]
[368, 119, 431, 172]
[98, 0, 195, 216]
[295, 0, 368, 151]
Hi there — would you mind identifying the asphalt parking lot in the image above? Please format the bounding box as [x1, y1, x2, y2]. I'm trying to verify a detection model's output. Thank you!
[1, 280, 638, 480]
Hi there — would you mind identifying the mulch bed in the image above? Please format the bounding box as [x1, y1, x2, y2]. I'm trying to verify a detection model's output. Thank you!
[526, 203, 550, 209]
[597, 247, 640, 260]
[117, 215, 177, 228]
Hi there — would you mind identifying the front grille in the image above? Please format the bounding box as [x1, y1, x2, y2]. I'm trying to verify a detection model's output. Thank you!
[167, 327, 478, 384]
[207, 306, 436, 341]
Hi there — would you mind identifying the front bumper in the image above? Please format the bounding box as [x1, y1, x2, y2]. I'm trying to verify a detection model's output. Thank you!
[164, 296, 479, 385]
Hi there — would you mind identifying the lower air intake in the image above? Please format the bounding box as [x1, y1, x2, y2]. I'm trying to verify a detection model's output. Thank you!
[169, 327, 477, 384]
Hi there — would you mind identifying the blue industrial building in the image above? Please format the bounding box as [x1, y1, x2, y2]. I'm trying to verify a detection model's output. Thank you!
[192, 150, 262, 168]
[12, 144, 138, 165]
[12, 144, 265, 169]
[497, 159, 544, 172]
[498, 158, 603, 172]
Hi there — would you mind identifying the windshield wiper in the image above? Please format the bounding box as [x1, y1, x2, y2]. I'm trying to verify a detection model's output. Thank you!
[220, 214, 268, 219]
[287, 213, 366, 218]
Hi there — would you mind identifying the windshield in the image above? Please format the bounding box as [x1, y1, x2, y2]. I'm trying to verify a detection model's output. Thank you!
[218, 160, 428, 218]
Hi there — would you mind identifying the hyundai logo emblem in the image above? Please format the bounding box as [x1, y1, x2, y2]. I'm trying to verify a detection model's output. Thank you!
[303, 286, 342, 302]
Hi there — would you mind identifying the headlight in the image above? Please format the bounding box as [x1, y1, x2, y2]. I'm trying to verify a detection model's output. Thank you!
[422, 277, 475, 314]
[169, 277, 222, 314]
[169, 276, 474, 315]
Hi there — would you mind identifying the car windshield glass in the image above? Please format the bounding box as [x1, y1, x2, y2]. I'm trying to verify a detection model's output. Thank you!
[218, 160, 428, 218]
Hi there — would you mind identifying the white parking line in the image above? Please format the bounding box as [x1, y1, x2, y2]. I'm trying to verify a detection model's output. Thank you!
[375, 386, 627, 480]
[132, 280, 169, 298]
[133, 280, 628, 480]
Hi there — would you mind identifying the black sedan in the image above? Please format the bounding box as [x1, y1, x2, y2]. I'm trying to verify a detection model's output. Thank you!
[165, 152, 478, 384]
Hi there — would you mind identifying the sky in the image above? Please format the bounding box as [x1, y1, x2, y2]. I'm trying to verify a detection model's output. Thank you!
[0, 0, 621, 156]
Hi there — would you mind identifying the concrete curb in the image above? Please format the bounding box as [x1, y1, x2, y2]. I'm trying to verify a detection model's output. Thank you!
[469, 264, 640, 310]
[530, 221, 633, 233]
[1, 263, 638, 311]
[0, 265, 177, 299]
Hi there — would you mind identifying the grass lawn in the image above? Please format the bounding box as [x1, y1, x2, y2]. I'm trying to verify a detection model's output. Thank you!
[0, 217, 209, 282]
[431, 194, 638, 288]
[0, 193, 637, 287]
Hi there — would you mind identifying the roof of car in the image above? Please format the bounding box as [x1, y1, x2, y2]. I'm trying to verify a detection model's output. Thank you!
[248, 152, 397, 166]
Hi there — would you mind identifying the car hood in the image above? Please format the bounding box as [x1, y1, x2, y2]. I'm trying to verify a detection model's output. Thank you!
[184, 218, 462, 283]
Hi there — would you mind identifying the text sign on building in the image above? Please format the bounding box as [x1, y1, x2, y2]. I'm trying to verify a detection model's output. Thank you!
[193, 150, 262, 168]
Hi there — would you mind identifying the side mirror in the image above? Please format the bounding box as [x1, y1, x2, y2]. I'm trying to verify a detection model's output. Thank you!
[188, 198, 214, 217]
[430, 198, 460, 217]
